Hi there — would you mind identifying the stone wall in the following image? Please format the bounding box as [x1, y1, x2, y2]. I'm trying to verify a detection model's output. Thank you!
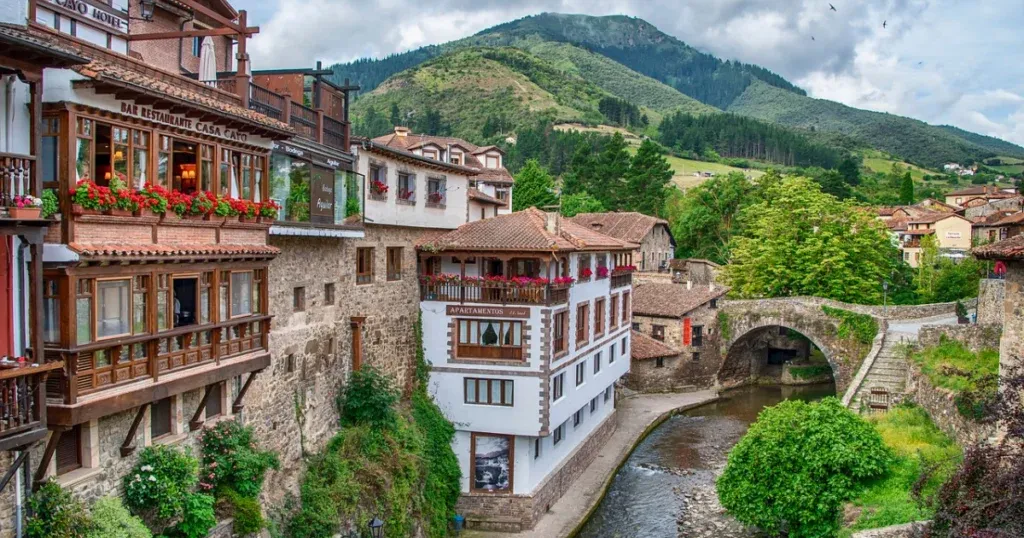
[637, 225, 673, 272]
[627, 302, 724, 391]
[918, 324, 1002, 352]
[456, 412, 617, 532]
[907, 363, 997, 446]
[724, 297, 978, 321]
[977, 278, 1005, 324]
[851, 522, 930, 538]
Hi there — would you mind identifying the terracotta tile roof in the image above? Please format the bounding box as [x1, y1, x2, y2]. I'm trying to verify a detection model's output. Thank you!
[472, 145, 505, 155]
[632, 283, 728, 318]
[630, 330, 680, 360]
[569, 212, 671, 244]
[995, 212, 1024, 225]
[972, 211, 1017, 226]
[353, 136, 481, 175]
[907, 212, 968, 225]
[887, 219, 908, 231]
[69, 243, 279, 260]
[418, 208, 636, 252]
[371, 131, 514, 185]
[0, 24, 87, 65]
[915, 198, 961, 212]
[974, 235, 1024, 260]
[947, 186, 1010, 197]
[468, 188, 505, 205]
[71, 58, 292, 136]
[877, 207, 898, 217]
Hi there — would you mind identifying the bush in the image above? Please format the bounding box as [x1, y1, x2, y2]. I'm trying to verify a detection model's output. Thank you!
[87, 497, 151, 538]
[788, 364, 831, 379]
[199, 419, 280, 498]
[717, 397, 891, 538]
[822, 306, 879, 345]
[910, 338, 999, 420]
[337, 366, 399, 429]
[221, 489, 266, 536]
[26, 480, 92, 538]
[124, 445, 199, 523]
[172, 493, 216, 538]
[41, 189, 59, 218]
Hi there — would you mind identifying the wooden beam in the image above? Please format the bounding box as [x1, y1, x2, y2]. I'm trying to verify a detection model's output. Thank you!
[189, 386, 213, 431]
[114, 91, 138, 101]
[92, 84, 120, 95]
[134, 96, 158, 105]
[231, 370, 260, 414]
[127, 26, 259, 42]
[33, 428, 64, 485]
[172, 0, 249, 33]
[119, 404, 149, 457]
[151, 100, 174, 110]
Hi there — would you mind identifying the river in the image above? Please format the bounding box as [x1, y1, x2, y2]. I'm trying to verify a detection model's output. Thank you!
[577, 383, 837, 538]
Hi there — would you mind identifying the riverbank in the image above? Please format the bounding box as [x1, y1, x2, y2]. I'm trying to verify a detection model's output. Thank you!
[463, 390, 719, 538]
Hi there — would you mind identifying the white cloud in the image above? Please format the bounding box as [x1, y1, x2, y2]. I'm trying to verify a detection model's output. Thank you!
[236, 0, 1024, 147]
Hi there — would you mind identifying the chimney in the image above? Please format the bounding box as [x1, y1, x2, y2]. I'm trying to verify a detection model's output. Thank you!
[394, 126, 410, 137]
[590, 222, 604, 231]
[545, 211, 559, 234]
[686, 281, 693, 290]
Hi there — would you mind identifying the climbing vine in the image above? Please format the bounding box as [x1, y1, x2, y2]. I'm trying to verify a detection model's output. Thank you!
[717, 311, 731, 343]
[822, 306, 878, 346]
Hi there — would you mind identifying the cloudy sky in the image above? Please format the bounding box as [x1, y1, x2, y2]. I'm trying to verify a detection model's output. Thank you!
[235, 0, 1024, 145]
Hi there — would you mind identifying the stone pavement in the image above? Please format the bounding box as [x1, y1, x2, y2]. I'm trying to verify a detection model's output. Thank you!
[463, 389, 720, 538]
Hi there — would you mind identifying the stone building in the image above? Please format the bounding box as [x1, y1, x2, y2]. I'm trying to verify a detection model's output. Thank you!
[570, 212, 674, 272]
[669, 258, 720, 285]
[417, 208, 635, 532]
[627, 282, 727, 391]
[974, 236, 1024, 377]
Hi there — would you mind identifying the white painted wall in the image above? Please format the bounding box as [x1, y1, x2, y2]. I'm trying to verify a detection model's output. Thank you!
[1, 76, 32, 156]
[352, 147, 471, 230]
[0, 0, 26, 24]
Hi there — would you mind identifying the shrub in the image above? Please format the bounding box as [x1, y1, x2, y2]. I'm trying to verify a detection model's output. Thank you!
[123, 445, 199, 527]
[788, 364, 831, 379]
[221, 489, 266, 536]
[172, 493, 216, 538]
[910, 338, 999, 420]
[199, 419, 280, 498]
[25, 480, 92, 538]
[87, 497, 151, 538]
[717, 397, 891, 538]
[337, 366, 399, 429]
[822, 306, 879, 345]
[41, 189, 59, 218]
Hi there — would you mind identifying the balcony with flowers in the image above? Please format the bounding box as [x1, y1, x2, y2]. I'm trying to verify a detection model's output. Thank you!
[419, 273, 574, 306]
[611, 265, 637, 289]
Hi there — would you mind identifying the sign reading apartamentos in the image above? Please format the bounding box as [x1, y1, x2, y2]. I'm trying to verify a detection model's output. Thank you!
[446, 305, 530, 319]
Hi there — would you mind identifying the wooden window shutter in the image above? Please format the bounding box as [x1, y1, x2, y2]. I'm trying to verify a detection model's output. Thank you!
[683, 318, 692, 346]
[206, 383, 222, 418]
[56, 425, 82, 474]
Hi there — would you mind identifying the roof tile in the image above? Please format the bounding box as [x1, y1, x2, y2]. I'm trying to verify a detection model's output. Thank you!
[418, 208, 636, 252]
[569, 212, 670, 244]
[69, 243, 279, 259]
[632, 283, 728, 318]
[630, 330, 680, 360]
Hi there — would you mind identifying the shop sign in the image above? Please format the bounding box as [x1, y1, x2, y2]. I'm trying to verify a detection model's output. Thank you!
[310, 167, 335, 223]
[44, 0, 128, 33]
[273, 142, 306, 158]
[946, 231, 962, 239]
[119, 102, 249, 143]
[446, 305, 531, 319]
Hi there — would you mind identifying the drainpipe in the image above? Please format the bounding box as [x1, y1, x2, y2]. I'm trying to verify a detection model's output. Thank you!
[15, 454, 22, 538]
[16, 241, 27, 353]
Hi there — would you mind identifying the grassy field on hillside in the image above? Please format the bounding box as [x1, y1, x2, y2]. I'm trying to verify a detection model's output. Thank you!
[862, 150, 937, 181]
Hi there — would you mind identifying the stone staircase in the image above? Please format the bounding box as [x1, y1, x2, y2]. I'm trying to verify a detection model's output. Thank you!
[850, 332, 916, 412]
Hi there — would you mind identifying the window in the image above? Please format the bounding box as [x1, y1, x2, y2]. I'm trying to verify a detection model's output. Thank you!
[575, 362, 585, 386]
[205, 383, 223, 419]
[495, 188, 508, 205]
[356, 247, 374, 284]
[552, 373, 564, 401]
[97, 279, 130, 338]
[573, 408, 583, 427]
[387, 247, 403, 281]
[594, 298, 606, 336]
[286, 354, 296, 373]
[230, 272, 253, 317]
[553, 311, 568, 355]
[590, 397, 598, 413]
[41, 116, 59, 189]
[604, 386, 612, 403]
[656, 357, 665, 368]
[609, 343, 615, 364]
[397, 172, 415, 203]
[192, 36, 202, 57]
[324, 283, 335, 305]
[692, 352, 701, 362]
[576, 303, 589, 345]
[594, 352, 602, 374]
[457, 319, 524, 360]
[692, 325, 704, 347]
[151, 397, 173, 439]
[621, 292, 630, 324]
[610, 296, 619, 328]
[578, 254, 592, 280]
[465, 378, 514, 406]
[620, 337, 627, 357]
[43, 278, 60, 343]
[596, 254, 608, 279]
[368, 164, 387, 200]
[534, 438, 541, 459]
[710, 298, 718, 309]
[293, 287, 305, 312]
[451, 153, 462, 165]
[652, 325, 665, 341]
[427, 177, 446, 207]
[631, 322, 640, 331]
[486, 155, 499, 168]
[553, 423, 564, 445]
[56, 425, 82, 475]
[133, 275, 149, 333]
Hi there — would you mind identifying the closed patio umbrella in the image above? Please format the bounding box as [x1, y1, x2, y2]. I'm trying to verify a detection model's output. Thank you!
[198, 37, 217, 85]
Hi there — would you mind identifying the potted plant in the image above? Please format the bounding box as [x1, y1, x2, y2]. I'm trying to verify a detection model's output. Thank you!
[596, 266, 610, 279]
[235, 199, 258, 222]
[369, 178, 388, 199]
[70, 179, 113, 215]
[140, 184, 169, 216]
[166, 190, 193, 220]
[9, 194, 42, 219]
[190, 190, 215, 219]
[258, 200, 280, 222]
[955, 300, 970, 324]
[210, 195, 233, 224]
[40, 189, 59, 219]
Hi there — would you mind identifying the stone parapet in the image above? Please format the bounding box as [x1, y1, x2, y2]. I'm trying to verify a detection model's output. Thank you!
[918, 324, 1002, 352]
[976, 278, 1005, 325]
[724, 297, 978, 320]
[907, 362, 996, 446]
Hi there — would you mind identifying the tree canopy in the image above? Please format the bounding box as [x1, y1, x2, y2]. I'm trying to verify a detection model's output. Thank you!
[623, 139, 674, 217]
[511, 160, 558, 211]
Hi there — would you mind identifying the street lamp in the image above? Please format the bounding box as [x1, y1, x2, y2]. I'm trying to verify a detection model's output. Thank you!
[368, 517, 385, 538]
[139, 0, 156, 21]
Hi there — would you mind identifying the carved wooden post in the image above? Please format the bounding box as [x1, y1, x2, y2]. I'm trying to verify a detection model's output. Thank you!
[235, 10, 251, 108]
[280, 91, 293, 125]
[315, 109, 325, 144]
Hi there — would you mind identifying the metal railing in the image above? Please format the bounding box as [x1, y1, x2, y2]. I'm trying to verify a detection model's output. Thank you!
[248, 83, 285, 121]
[419, 279, 570, 306]
[212, 78, 238, 96]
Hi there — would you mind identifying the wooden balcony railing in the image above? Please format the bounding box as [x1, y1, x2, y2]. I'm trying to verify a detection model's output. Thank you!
[45, 317, 268, 405]
[0, 153, 36, 209]
[611, 271, 633, 289]
[212, 78, 238, 96]
[420, 279, 570, 306]
[290, 101, 318, 140]
[0, 362, 61, 451]
[323, 115, 347, 151]
[249, 83, 285, 121]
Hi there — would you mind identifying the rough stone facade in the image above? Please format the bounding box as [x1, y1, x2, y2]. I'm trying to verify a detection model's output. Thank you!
[918, 324, 1003, 353]
[636, 224, 674, 272]
[727, 296, 977, 320]
[977, 278, 1006, 325]
[998, 260, 1024, 378]
[627, 302, 724, 391]
[907, 362, 997, 446]
[455, 412, 617, 532]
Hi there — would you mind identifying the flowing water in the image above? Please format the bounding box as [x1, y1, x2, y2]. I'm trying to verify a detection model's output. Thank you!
[577, 383, 837, 538]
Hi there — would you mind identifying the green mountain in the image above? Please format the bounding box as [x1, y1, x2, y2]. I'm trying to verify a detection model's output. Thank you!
[333, 13, 1024, 167]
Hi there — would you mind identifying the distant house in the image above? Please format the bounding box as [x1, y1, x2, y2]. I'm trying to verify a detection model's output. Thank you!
[945, 185, 1017, 207]
[898, 212, 972, 267]
[669, 258, 720, 285]
[943, 163, 962, 171]
[973, 211, 1024, 244]
[569, 212, 675, 272]
[963, 196, 1024, 220]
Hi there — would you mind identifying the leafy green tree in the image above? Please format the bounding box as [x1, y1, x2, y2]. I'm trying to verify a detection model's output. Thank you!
[389, 103, 401, 126]
[560, 192, 605, 217]
[353, 107, 393, 138]
[900, 171, 915, 204]
[838, 156, 862, 186]
[664, 171, 758, 264]
[511, 160, 558, 211]
[724, 176, 899, 303]
[559, 142, 597, 197]
[417, 107, 448, 136]
[590, 132, 631, 210]
[717, 398, 891, 538]
[814, 169, 852, 199]
[623, 139, 674, 216]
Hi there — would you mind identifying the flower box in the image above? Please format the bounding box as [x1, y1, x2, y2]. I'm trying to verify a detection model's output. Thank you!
[71, 204, 103, 216]
[8, 207, 41, 219]
[104, 208, 134, 217]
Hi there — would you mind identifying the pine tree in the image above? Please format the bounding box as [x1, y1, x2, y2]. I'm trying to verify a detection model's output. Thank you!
[511, 160, 558, 212]
[560, 192, 605, 217]
[624, 139, 674, 216]
[389, 103, 401, 127]
[838, 157, 861, 186]
[591, 133, 631, 210]
[899, 171, 914, 204]
[560, 142, 597, 197]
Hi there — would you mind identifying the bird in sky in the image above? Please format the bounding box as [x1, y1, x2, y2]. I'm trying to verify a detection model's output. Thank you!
[883, 20, 887, 28]
[811, 36, 816, 40]
[829, 3, 837, 11]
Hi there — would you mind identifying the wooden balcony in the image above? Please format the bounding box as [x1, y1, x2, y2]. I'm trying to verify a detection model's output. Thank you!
[0, 153, 47, 225]
[246, 83, 351, 152]
[420, 279, 570, 306]
[0, 362, 62, 451]
[610, 271, 633, 289]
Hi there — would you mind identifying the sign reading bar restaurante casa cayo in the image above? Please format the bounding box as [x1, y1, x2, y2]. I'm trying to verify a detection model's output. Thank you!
[119, 102, 251, 143]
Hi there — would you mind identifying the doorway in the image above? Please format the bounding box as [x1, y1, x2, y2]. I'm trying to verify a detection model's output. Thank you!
[173, 140, 198, 193]
[173, 277, 198, 327]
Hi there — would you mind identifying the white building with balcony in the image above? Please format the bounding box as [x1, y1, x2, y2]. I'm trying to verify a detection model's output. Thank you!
[417, 207, 637, 532]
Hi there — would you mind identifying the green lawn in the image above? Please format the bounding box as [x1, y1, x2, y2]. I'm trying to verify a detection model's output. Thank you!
[861, 150, 937, 181]
[911, 339, 999, 393]
[841, 405, 962, 536]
